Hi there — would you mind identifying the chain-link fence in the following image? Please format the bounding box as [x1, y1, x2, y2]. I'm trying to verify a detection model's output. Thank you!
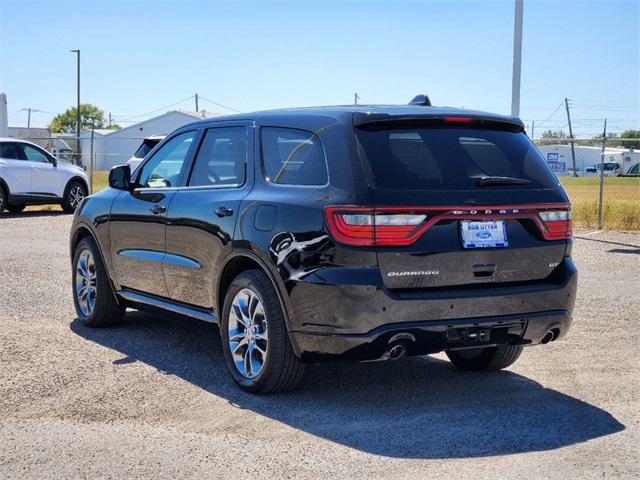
[533, 138, 640, 230]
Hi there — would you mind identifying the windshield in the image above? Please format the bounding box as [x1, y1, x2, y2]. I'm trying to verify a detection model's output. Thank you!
[356, 126, 558, 190]
[601, 163, 618, 171]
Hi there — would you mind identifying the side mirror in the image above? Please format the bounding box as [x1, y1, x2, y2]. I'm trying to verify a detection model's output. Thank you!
[109, 165, 132, 190]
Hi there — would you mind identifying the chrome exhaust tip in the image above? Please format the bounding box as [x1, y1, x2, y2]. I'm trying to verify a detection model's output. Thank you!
[541, 331, 555, 344]
[387, 343, 407, 360]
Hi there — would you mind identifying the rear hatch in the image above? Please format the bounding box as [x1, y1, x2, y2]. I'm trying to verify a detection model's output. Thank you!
[329, 116, 571, 291]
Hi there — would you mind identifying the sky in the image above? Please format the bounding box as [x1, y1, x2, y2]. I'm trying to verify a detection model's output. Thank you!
[0, 0, 638, 137]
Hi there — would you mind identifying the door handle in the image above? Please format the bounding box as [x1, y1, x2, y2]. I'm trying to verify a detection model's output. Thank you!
[150, 204, 166, 214]
[214, 206, 234, 217]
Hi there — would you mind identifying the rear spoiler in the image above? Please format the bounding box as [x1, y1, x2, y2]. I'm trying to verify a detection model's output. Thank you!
[353, 113, 525, 131]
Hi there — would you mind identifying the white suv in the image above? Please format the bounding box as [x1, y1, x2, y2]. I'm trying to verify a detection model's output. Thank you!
[0, 138, 89, 214]
[126, 135, 165, 173]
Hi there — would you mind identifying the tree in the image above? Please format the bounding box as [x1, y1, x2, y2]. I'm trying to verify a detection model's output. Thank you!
[48, 104, 106, 133]
[539, 130, 568, 145]
[619, 130, 640, 150]
[584, 132, 620, 147]
[106, 122, 121, 131]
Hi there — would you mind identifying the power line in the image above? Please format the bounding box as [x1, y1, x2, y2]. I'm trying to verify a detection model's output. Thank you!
[532, 101, 564, 128]
[115, 95, 195, 121]
[198, 96, 243, 113]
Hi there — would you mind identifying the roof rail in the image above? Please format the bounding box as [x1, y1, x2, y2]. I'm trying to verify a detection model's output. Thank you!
[408, 94, 432, 107]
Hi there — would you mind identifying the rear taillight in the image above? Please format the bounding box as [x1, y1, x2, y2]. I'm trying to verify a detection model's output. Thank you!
[325, 207, 427, 246]
[325, 204, 572, 246]
[538, 209, 572, 240]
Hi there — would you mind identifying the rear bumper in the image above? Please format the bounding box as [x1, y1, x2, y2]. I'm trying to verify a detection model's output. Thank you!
[292, 310, 572, 361]
[287, 258, 577, 361]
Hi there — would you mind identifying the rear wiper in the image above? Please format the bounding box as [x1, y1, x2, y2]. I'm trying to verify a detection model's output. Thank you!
[475, 176, 531, 186]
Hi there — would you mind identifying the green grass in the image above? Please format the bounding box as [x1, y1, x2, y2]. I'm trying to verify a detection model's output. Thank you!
[559, 176, 640, 186]
[559, 177, 639, 230]
[91, 171, 109, 193]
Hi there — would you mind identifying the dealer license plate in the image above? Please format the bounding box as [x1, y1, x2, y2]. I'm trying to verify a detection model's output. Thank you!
[460, 221, 508, 248]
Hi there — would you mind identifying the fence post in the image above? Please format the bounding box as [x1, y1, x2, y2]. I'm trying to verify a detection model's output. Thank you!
[597, 118, 607, 230]
[89, 121, 95, 195]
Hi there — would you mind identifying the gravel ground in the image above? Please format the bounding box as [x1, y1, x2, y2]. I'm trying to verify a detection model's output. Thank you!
[0, 212, 638, 479]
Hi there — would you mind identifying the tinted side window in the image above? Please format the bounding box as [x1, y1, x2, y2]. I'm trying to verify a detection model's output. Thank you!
[189, 127, 247, 187]
[21, 144, 51, 163]
[261, 127, 328, 186]
[0, 142, 22, 160]
[138, 131, 196, 188]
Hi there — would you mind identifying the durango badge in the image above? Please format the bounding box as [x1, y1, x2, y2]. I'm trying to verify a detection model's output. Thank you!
[387, 270, 440, 277]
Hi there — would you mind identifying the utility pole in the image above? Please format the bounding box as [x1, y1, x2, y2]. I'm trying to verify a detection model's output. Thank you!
[70, 49, 81, 165]
[511, 0, 524, 117]
[108, 112, 112, 129]
[564, 97, 577, 176]
[531, 120, 534, 140]
[27, 108, 31, 128]
[597, 118, 607, 229]
[89, 121, 95, 194]
[195, 93, 199, 112]
[354, 93, 359, 105]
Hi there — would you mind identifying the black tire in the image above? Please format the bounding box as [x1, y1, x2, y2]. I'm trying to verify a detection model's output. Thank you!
[62, 180, 88, 213]
[446, 345, 523, 372]
[0, 186, 6, 214]
[72, 236, 125, 327]
[6, 204, 26, 213]
[220, 269, 304, 394]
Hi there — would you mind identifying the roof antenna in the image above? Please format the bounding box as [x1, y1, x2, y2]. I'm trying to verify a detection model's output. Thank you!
[409, 94, 431, 106]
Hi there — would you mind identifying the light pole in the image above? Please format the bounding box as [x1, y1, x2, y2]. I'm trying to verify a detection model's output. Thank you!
[70, 49, 80, 165]
[511, 0, 524, 117]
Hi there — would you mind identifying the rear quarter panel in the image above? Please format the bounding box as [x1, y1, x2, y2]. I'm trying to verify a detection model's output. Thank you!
[233, 114, 376, 330]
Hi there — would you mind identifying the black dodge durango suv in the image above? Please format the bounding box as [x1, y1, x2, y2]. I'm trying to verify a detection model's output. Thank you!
[70, 98, 577, 393]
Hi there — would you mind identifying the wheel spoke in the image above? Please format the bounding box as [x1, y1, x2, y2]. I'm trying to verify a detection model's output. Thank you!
[229, 328, 247, 344]
[251, 302, 264, 324]
[239, 294, 252, 325]
[254, 342, 267, 356]
[243, 343, 254, 377]
[248, 294, 259, 323]
[231, 338, 248, 355]
[231, 304, 248, 329]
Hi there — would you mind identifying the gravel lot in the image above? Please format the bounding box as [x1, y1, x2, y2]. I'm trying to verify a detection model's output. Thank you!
[0, 212, 638, 479]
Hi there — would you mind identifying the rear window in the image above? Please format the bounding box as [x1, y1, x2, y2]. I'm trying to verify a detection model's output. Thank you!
[356, 126, 558, 190]
[0, 142, 21, 160]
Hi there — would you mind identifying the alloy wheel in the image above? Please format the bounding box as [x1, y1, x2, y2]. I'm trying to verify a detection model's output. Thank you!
[75, 249, 97, 317]
[228, 288, 269, 379]
[69, 186, 85, 209]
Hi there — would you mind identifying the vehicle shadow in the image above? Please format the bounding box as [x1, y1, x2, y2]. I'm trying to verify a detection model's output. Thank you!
[608, 248, 640, 255]
[574, 235, 640, 249]
[70, 312, 624, 459]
